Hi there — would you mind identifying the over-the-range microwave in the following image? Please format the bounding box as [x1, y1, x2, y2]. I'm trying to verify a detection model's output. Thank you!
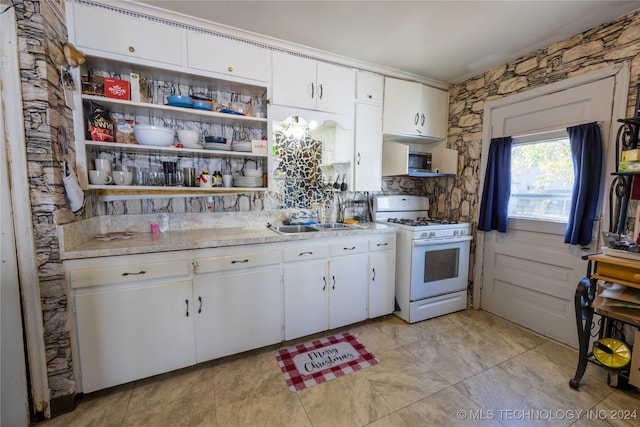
[382, 141, 458, 177]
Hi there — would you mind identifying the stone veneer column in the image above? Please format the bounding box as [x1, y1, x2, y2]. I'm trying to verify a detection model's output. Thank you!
[13, 0, 94, 411]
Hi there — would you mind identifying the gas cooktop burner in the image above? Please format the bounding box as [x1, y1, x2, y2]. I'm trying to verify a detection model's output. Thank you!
[386, 217, 458, 227]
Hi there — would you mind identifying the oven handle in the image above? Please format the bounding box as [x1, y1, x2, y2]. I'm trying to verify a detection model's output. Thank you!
[412, 236, 472, 246]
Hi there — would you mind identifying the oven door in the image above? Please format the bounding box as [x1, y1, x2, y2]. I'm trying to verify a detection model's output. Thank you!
[410, 237, 471, 300]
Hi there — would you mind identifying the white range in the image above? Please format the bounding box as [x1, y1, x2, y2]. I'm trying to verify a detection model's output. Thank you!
[373, 195, 472, 323]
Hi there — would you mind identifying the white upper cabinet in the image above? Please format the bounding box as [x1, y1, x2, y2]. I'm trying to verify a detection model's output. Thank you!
[383, 77, 449, 142]
[356, 71, 384, 103]
[354, 103, 382, 191]
[272, 52, 355, 115]
[421, 84, 449, 141]
[72, 3, 183, 66]
[186, 32, 270, 82]
[354, 71, 384, 191]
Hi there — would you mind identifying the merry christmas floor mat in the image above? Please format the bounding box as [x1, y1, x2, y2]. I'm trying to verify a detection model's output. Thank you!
[275, 332, 379, 392]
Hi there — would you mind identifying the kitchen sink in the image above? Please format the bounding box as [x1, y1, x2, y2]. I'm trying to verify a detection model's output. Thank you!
[269, 223, 361, 235]
[311, 223, 359, 230]
[269, 225, 320, 234]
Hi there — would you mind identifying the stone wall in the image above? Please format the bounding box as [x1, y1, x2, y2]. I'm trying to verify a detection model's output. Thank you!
[383, 7, 640, 303]
[14, 0, 88, 405]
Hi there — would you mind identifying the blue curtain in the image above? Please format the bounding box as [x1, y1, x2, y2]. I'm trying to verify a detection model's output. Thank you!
[564, 122, 603, 246]
[478, 136, 513, 232]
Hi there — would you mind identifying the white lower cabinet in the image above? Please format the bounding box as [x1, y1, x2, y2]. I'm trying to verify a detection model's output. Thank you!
[74, 279, 195, 393]
[368, 235, 396, 318]
[328, 254, 368, 328]
[68, 232, 395, 392]
[283, 259, 329, 340]
[193, 267, 283, 361]
[283, 238, 370, 339]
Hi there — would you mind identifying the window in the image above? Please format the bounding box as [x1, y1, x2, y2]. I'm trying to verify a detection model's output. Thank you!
[508, 131, 574, 221]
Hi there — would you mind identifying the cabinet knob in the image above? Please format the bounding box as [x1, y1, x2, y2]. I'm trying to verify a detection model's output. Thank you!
[367, 94, 372, 99]
[128, 46, 135, 53]
[228, 66, 233, 72]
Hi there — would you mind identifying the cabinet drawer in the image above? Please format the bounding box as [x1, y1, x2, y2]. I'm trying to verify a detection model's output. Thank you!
[369, 235, 396, 251]
[329, 240, 368, 256]
[596, 262, 640, 285]
[69, 259, 191, 289]
[283, 243, 329, 262]
[195, 251, 281, 274]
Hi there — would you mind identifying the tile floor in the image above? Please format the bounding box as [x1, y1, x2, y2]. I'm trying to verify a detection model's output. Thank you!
[37, 309, 639, 426]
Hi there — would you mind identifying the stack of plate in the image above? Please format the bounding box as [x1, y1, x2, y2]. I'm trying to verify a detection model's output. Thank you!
[233, 176, 263, 188]
[231, 141, 252, 152]
[204, 142, 230, 151]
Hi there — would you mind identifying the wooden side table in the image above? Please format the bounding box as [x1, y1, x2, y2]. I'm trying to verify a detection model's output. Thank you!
[570, 253, 640, 389]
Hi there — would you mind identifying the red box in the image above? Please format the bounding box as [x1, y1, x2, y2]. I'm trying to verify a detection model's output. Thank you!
[104, 78, 130, 100]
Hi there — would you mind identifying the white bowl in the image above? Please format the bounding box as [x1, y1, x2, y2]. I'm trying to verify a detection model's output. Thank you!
[243, 169, 263, 177]
[134, 125, 175, 147]
[177, 130, 200, 147]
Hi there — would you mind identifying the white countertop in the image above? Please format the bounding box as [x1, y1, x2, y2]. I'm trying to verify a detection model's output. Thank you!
[60, 215, 395, 260]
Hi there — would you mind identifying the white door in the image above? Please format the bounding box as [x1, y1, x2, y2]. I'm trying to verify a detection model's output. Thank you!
[283, 260, 328, 340]
[74, 280, 195, 392]
[368, 250, 395, 318]
[354, 102, 383, 191]
[420, 84, 448, 140]
[193, 267, 282, 361]
[478, 73, 624, 347]
[316, 62, 355, 115]
[271, 52, 316, 110]
[383, 77, 422, 136]
[328, 255, 368, 329]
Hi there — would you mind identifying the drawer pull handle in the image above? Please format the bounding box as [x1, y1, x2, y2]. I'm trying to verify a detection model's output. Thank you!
[228, 66, 233, 72]
[299, 251, 313, 256]
[322, 276, 327, 291]
[122, 270, 146, 276]
[128, 46, 135, 53]
[344, 246, 356, 251]
[198, 296, 203, 314]
[372, 268, 376, 281]
[376, 243, 388, 247]
[332, 275, 336, 290]
[634, 273, 640, 281]
[185, 299, 189, 317]
[231, 259, 249, 264]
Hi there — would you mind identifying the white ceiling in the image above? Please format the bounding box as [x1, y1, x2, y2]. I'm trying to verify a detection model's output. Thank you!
[136, 1, 640, 84]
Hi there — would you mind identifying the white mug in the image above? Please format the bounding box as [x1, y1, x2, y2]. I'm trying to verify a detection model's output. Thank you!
[89, 170, 113, 185]
[94, 158, 112, 172]
[199, 173, 212, 188]
[112, 171, 133, 185]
